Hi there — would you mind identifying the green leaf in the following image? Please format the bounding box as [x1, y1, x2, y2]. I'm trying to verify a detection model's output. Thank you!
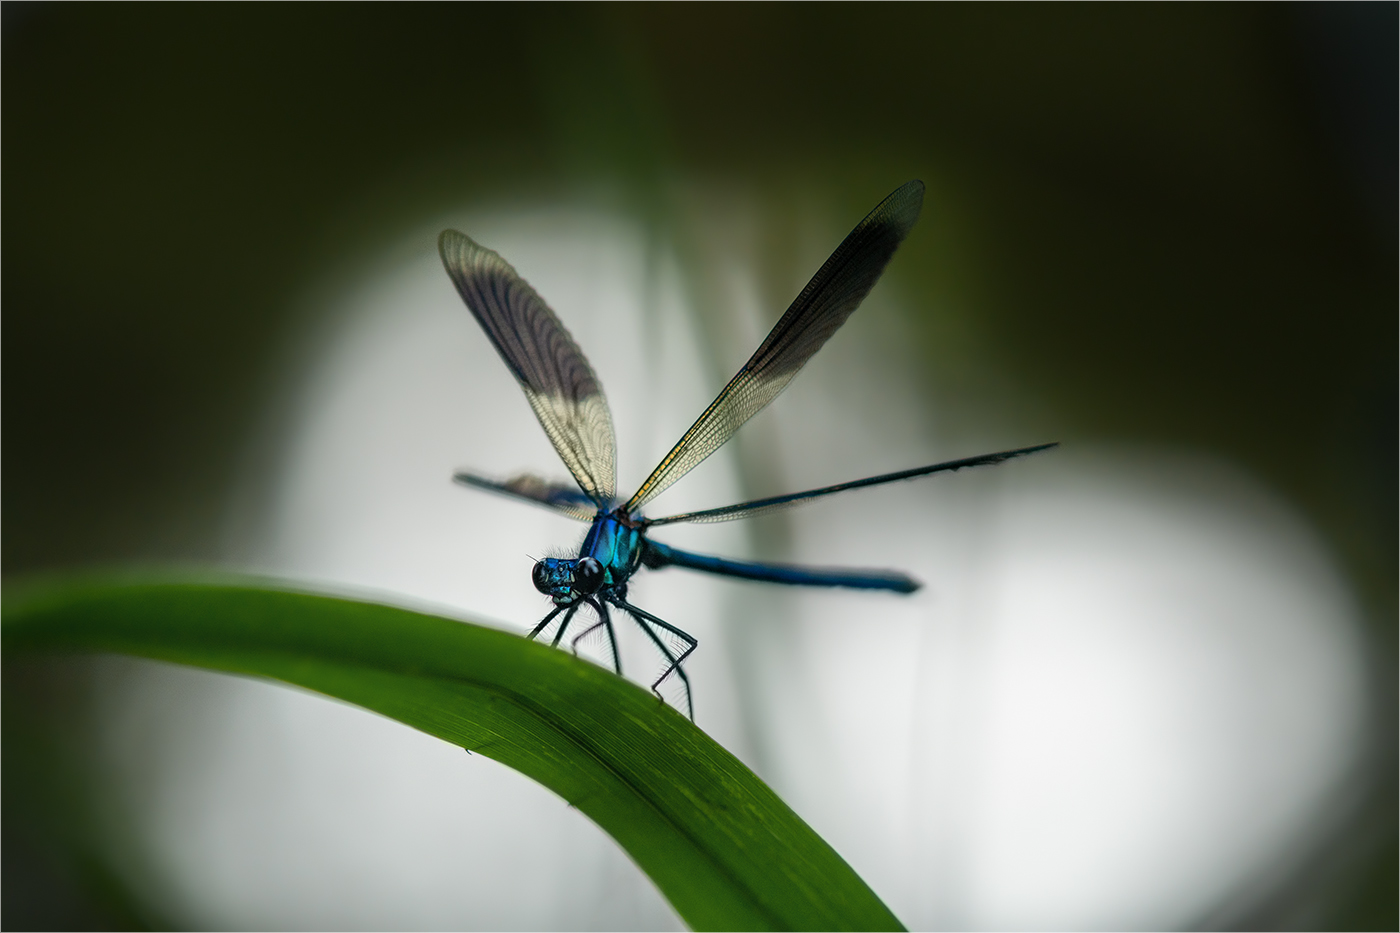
[3, 575, 904, 932]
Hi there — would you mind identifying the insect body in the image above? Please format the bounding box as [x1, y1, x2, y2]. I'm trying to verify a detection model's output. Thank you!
[440, 180, 1055, 719]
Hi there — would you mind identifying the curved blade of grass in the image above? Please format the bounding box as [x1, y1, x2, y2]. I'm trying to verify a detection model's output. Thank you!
[2, 575, 903, 932]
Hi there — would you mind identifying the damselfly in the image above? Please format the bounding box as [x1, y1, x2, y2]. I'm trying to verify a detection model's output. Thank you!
[439, 180, 1055, 719]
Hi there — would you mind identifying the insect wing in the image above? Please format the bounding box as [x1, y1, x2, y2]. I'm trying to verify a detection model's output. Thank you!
[623, 180, 925, 514]
[453, 471, 598, 522]
[440, 230, 617, 507]
[645, 443, 1057, 526]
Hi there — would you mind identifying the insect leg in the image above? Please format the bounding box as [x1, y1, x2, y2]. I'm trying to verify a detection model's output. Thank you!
[569, 597, 622, 676]
[610, 595, 696, 721]
[527, 604, 566, 641]
[550, 602, 582, 648]
[570, 618, 602, 653]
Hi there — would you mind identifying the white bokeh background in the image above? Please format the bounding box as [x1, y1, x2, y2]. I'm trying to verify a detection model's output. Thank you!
[94, 204, 1369, 930]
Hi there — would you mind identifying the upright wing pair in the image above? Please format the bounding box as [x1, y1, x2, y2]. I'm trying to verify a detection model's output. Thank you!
[439, 180, 1054, 719]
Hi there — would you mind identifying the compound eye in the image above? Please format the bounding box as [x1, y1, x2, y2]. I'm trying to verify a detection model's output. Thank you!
[574, 557, 604, 594]
[531, 560, 551, 594]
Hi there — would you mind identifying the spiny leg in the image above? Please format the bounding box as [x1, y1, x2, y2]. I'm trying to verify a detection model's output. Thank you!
[550, 603, 582, 648]
[625, 609, 691, 719]
[527, 604, 566, 641]
[611, 595, 696, 721]
[569, 597, 622, 676]
[569, 606, 605, 655]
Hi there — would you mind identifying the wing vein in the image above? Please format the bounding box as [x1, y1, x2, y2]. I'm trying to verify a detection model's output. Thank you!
[645, 444, 1058, 526]
[439, 231, 617, 506]
[623, 180, 925, 514]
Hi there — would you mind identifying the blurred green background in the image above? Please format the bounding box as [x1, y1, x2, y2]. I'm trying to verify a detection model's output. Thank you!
[4, 3, 1394, 929]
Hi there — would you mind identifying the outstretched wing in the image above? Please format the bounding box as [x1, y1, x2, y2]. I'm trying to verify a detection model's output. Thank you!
[623, 180, 925, 515]
[645, 444, 1058, 527]
[439, 230, 617, 507]
[453, 471, 598, 522]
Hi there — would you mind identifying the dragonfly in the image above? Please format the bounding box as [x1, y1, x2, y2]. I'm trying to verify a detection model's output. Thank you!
[439, 180, 1055, 720]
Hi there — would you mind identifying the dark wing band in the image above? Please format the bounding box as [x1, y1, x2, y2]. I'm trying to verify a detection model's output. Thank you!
[439, 230, 617, 507]
[644, 443, 1058, 526]
[453, 471, 599, 522]
[623, 180, 925, 514]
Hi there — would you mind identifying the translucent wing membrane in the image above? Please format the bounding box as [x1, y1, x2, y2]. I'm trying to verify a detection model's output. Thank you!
[623, 180, 925, 514]
[453, 471, 599, 522]
[645, 443, 1058, 527]
[440, 230, 617, 506]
